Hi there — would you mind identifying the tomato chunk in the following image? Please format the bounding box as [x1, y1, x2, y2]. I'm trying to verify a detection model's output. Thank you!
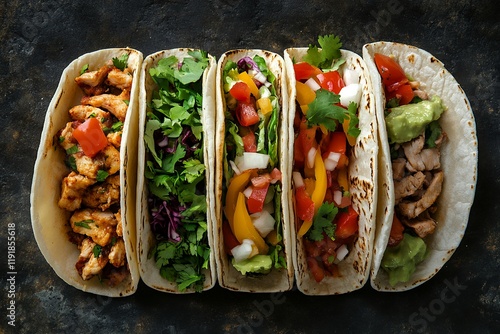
[295, 186, 315, 222]
[316, 71, 345, 94]
[229, 82, 251, 103]
[222, 220, 240, 255]
[374, 53, 408, 87]
[73, 117, 108, 158]
[241, 129, 257, 152]
[335, 205, 359, 239]
[387, 83, 414, 106]
[388, 214, 405, 247]
[294, 62, 322, 81]
[307, 257, 325, 283]
[236, 102, 260, 126]
[247, 183, 269, 214]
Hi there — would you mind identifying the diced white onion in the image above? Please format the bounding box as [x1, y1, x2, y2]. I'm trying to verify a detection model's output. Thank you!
[333, 190, 343, 206]
[335, 244, 349, 263]
[292, 171, 304, 188]
[250, 210, 275, 238]
[305, 77, 321, 91]
[231, 239, 255, 262]
[243, 186, 253, 199]
[230, 160, 241, 175]
[339, 83, 362, 108]
[306, 147, 317, 169]
[264, 81, 271, 87]
[259, 86, 271, 98]
[235, 152, 270, 172]
[324, 152, 341, 171]
[343, 68, 359, 86]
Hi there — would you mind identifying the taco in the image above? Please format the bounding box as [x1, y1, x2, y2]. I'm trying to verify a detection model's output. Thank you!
[136, 49, 217, 293]
[284, 35, 378, 295]
[363, 42, 478, 291]
[214, 50, 294, 292]
[31, 48, 143, 297]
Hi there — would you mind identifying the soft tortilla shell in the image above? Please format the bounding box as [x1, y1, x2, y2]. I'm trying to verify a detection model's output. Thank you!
[30, 48, 143, 297]
[363, 42, 478, 291]
[136, 49, 217, 293]
[284, 48, 378, 295]
[214, 49, 294, 292]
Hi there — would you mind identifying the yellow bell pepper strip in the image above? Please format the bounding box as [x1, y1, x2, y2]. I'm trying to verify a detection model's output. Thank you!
[256, 97, 273, 116]
[298, 148, 328, 237]
[296, 81, 316, 113]
[238, 71, 260, 99]
[225, 171, 252, 232]
[342, 115, 357, 147]
[233, 192, 269, 255]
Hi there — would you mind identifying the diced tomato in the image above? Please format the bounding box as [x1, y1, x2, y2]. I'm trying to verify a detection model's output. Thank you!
[229, 81, 251, 103]
[388, 214, 405, 247]
[295, 186, 315, 222]
[73, 117, 108, 158]
[293, 136, 305, 166]
[294, 62, 322, 81]
[316, 71, 345, 94]
[335, 205, 359, 239]
[297, 126, 318, 160]
[223, 220, 240, 255]
[386, 83, 414, 106]
[236, 101, 260, 126]
[241, 129, 257, 152]
[247, 183, 269, 214]
[307, 257, 325, 283]
[326, 131, 347, 154]
[270, 168, 282, 182]
[374, 53, 408, 88]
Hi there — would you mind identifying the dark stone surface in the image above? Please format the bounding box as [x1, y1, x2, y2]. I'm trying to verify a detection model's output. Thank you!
[1, 0, 499, 333]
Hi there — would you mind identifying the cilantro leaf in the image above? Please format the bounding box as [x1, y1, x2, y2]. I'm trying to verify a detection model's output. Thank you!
[162, 144, 186, 173]
[303, 34, 343, 69]
[307, 203, 339, 241]
[96, 170, 109, 182]
[425, 121, 442, 148]
[92, 244, 102, 258]
[80, 64, 89, 75]
[112, 54, 129, 71]
[306, 89, 344, 130]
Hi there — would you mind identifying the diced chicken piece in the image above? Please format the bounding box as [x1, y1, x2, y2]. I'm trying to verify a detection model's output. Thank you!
[75, 153, 102, 179]
[69, 105, 110, 123]
[58, 121, 79, 150]
[403, 135, 441, 172]
[106, 68, 132, 90]
[401, 212, 437, 238]
[392, 158, 407, 180]
[75, 65, 112, 88]
[81, 252, 109, 280]
[82, 174, 120, 210]
[394, 171, 426, 204]
[108, 238, 126, 268]
[58, 171, 96, 211]
[398, 171, 444, 219]
[81, 89, 130, 122]
[115, 210, 123, 237]
[70, 209, 118, 246]
[101, 145, 121, 175]
[107, 131, 122, 148]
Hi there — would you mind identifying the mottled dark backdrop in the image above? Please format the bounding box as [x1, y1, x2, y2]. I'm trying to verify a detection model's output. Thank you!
[1, 0, 499, 333]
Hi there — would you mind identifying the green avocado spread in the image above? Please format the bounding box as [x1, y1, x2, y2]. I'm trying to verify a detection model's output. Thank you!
[381, 233, 427, 286]
[385, 96, 445, 144]
[232, 255, 273, 275]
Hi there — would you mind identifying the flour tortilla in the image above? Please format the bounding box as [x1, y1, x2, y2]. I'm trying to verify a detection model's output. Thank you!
[136, 49, 217, 293]
[363, 42, 478, 291]
[283, 48, 378, 295]
[214, 49, 294, 292]
[31, 48, 143, 297]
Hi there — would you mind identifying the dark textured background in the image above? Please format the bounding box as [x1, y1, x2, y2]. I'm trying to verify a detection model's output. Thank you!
[1, 0, 499, 333]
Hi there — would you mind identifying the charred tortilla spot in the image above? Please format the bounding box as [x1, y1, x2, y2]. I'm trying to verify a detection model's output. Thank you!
[408, 54, 415, 64]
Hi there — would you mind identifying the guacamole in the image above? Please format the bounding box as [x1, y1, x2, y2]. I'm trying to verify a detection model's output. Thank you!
[385, 95, 445, 144]
[381, 233, 427, 286]
[232, 255, 273, 275]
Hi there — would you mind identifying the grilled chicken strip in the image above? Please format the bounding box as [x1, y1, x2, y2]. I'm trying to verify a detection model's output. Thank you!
[106, 68, 132, 90]
[402, 135, 441, 172]
[59, 171, 96, 211]
[82, 174, 120, 211]
[75, 65, 112, 88]
[69, 105, 110, 123]
[108, 238, 126, 268]
[400, 212, 437, 238]
[81, 89, 130, 122]
[70, 209, 118, 246]
[398, 171, 444, 219]
[394, 171, 426, 204]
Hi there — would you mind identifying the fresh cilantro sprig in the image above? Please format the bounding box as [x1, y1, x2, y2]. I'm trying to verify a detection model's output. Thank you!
[306, 202, 339, 241]
[304, 34, 345, 70]
[112, 54, 129, 71]
[306, 89, 361, 138]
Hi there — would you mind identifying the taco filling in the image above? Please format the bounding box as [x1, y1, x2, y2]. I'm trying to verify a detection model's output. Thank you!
[57, 53, 132, 285]
[291, 35, 362, 282]
[143, 51, 211, 292]
[374, 53, 446, 286]
[221, 55, 286, 276]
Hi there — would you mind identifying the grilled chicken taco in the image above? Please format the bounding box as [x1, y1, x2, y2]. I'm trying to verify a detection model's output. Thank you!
[284, 35, 377, 295]
[363, 42, 478, 291]
[31, 48, 142, 297]
[137, 49, 217, 293]
[214, 50, 294, 292]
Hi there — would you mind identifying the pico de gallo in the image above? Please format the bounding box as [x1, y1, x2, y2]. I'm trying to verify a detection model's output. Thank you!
[291, 35, 362, 282]
[221, 54, 286, 275]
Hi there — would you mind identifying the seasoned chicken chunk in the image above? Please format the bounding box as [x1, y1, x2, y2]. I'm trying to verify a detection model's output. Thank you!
[69, 105, 110, 123]
[108, 238, 126, 268]
[58, 121, 78, 151]
[403, 135, 441, 172]
[106, 68, 132, 90]
[74, 153, 102, 179]
[115, 210, 122, 237]
[394, 171, 426, 204]
[401, 212, 437, 238]
[75, 238, 108, 280]
[81, 89, 130, 122]
[82, 174, 120, 210]
[101, 145, 121, 175]
[107, 131, 122, 148]
[398, 171, 444, 219]
[59, 171, 96, 211]
[75, 64, 112, 88]
[70, 209, 118, 246]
